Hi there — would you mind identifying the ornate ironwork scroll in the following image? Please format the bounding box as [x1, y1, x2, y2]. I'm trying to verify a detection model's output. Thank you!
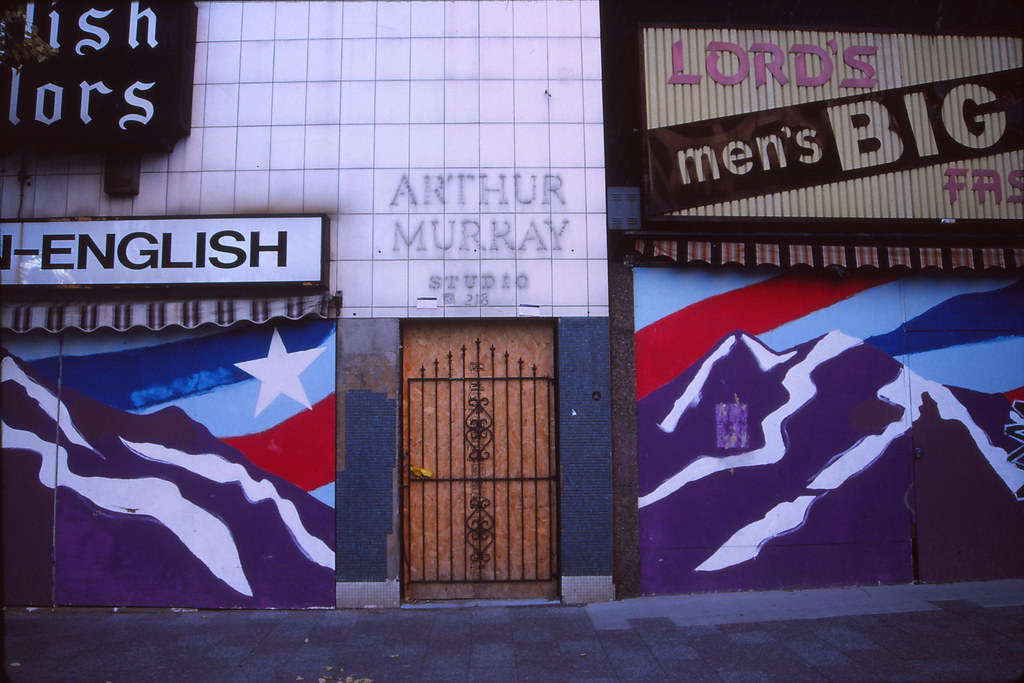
[464, 340, 495, 571]
[466, 496, 494, 566]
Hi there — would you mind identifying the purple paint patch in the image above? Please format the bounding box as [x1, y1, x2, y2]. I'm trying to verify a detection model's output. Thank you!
[715, 400, 749, 449]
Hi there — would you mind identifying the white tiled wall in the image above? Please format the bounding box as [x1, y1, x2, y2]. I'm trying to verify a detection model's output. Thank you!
[0, 1, 607, 318]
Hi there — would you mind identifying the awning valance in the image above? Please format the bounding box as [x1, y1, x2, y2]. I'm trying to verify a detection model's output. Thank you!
[632, 240, 1024, 271]
[1, 293, 337, 334]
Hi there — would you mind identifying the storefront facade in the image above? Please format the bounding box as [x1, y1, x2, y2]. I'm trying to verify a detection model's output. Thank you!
[602, 0, 1024, 596]
[2, 1, 612, 608]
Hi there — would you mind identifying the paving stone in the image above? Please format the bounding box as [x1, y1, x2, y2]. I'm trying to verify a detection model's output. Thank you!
[5, 580, 1023, 682]
[558, 638, 603, 656]
[726, 629, 776, 645]
[633, 627, 702, 663]
[783, 637, 859, 668]
[655, 659, 724, 682]
[596, 630, 668, 681]
[807, 623, 881, 651]
[420, 653, 470, 682]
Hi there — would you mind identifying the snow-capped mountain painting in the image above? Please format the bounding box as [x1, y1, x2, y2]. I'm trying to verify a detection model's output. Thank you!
[635, 270, 1024, 594]
[2, 320, 336, 608]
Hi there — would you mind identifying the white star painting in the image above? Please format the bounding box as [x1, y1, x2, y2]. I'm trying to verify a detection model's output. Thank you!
[234, 328, 325, 417]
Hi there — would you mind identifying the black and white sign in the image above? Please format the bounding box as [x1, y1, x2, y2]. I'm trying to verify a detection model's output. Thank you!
[2, 1, 197, 152]
[1, 216, 328, 287]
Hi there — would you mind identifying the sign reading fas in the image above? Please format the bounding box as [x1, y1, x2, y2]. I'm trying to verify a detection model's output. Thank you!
[2, 1, 197, 153]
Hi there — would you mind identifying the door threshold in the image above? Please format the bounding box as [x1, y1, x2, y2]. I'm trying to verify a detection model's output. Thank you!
[401, 598, 560, 609]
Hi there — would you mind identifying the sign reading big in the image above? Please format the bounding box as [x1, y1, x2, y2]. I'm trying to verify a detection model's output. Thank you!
[2, 1, 197, 152]
[642, 29, 1023, 221]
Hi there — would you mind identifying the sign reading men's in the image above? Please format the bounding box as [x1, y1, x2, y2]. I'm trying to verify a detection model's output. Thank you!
[2, 1, 197, 152]
[642, 29, 1023, 221]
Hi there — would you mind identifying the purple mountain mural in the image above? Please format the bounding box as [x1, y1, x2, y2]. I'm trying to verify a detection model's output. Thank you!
[638, 331, 1024, 594]
[2, 348, 335, 608]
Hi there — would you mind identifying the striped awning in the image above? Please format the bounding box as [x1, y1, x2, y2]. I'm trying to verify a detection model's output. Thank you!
[1, 293, 337, 334]
[633, 240, 1024, 271]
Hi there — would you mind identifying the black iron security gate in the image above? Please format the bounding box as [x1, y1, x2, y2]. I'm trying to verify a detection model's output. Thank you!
[402, 338, 558, 600]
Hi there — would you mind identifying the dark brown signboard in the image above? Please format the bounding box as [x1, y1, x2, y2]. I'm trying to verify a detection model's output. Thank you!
[2, 1, 197, 153]
[645, 68, 1023, 215]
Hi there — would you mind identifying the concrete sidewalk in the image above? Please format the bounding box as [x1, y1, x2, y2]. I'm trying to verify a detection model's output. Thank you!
[4, 579, 1024, 682]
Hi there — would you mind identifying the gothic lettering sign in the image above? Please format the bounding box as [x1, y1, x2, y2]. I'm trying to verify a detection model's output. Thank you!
[2, 1, 197, 152]
[642, 28, 1024, 221]
[1, 216, 327, 287]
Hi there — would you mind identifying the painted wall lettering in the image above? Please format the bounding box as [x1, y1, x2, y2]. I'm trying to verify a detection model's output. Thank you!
[426, 270, 529, 306]
[392, 217, 569, 256]
[384, 170, 578, 266]
[389, 172, 567, 209]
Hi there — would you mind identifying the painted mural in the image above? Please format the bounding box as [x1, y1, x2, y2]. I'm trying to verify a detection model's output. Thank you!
[1, 319, 336, 608]
[635, 269, 1024, 595]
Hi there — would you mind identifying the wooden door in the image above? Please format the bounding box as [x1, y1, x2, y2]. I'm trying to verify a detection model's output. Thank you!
[402, 321, 558, 600]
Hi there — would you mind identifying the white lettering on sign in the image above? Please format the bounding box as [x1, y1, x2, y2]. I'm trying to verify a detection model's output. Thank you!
[119, 81, 156, 129]
[940, 83, 1007, 150]
[661, 69, 1020, 211]
[14, 1, 163, 128]
[3, 1, 194, 152]
[129, 1, 159, 49]
[825, 100, 905, 172]
[76, 8, 113, 55]
[79, 80, 113, 124]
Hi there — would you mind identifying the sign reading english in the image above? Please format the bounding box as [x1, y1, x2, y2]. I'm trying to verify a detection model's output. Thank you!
[1, 216, 328, 288]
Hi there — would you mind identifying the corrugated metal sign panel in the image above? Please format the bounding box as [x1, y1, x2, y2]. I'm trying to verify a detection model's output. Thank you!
[633, 239, 1024, 270]
[1, 294, 335, 333]
[642, 29, 1023, 221]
